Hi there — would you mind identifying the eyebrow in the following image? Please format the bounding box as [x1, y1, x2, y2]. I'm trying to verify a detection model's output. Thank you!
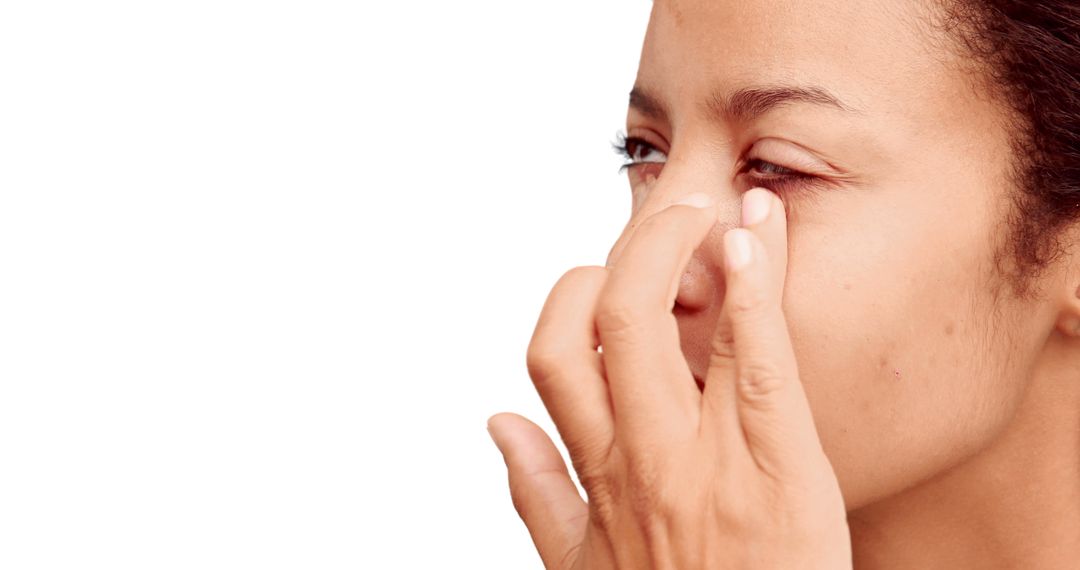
[629, 83, 859, 123]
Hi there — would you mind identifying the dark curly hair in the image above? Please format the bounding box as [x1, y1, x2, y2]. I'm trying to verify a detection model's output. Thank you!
[937, 1, 1080, 301]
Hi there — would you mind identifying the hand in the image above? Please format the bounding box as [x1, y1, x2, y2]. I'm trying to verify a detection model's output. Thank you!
[488, 187, 852, 569]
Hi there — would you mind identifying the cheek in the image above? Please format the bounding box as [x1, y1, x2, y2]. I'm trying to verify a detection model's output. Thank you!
[779, 212, 1026, 509]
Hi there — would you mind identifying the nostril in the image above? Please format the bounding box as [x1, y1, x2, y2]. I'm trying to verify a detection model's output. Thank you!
[674, 254, 713, 311]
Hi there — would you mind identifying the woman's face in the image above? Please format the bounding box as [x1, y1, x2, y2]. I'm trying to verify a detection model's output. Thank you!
[617, 0, 1064, 510]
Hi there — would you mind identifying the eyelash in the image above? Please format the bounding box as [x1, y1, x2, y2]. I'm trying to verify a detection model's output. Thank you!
[611, 132, 819, 194]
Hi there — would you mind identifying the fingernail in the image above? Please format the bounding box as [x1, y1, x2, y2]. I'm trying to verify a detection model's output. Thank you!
[741, 188, 771, 226]
[725, 229, 753, 270]
[674, 192, 716, 209]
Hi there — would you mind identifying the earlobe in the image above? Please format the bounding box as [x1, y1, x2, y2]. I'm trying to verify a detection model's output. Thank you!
[1052, 282, 1080, 338]
[1059, 315, 1080, 337]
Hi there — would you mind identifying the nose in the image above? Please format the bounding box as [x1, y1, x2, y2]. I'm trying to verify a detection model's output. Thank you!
[601, 156, 746, 384]
[604, 158, 743, 311]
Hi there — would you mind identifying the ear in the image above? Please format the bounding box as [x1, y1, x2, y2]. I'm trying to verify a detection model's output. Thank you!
[1053, 259, 1080, 338]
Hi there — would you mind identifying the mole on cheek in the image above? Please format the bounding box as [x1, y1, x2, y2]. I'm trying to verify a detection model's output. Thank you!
[878, 354, 901, 381]
[945, 322, 955, 336]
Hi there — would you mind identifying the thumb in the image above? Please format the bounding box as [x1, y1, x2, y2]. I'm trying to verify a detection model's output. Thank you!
[488, 412, 587, 569]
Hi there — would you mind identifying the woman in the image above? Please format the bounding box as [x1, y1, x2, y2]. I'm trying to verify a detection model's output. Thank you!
[488, 0, 1080, 568]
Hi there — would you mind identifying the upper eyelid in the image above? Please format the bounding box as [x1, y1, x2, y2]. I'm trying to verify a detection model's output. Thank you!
[614, 134, 666, 156]
[614, 131, 822, 182]
[616, 139, 805, 175]
[616, 132, 755, 161]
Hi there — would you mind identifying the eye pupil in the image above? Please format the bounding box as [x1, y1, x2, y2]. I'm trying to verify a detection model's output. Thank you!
[625, 138, 665, 164]
[613, 134, 669, 172]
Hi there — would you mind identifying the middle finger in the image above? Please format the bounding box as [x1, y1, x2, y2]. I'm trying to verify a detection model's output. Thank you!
[596, 192, 722, 445]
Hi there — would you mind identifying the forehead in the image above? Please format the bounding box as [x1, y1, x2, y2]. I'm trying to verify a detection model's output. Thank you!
[637, 0, 965, 128]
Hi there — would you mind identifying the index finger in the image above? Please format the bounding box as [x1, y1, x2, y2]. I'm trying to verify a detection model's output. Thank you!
[723, 226, 826, 482]
[703, 188, 789, 420]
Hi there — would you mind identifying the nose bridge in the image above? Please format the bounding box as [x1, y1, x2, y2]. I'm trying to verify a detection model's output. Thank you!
[640, 149, 741, 221]
[606, 144, 744, 268]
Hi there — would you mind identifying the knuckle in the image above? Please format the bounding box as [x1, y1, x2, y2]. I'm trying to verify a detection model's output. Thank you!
[709, 323, 737, 360]
[605, 207, 679, 268]
[727, 286, 769, 317]
[590, 501, 617, 535]
[629, 485, 662, 525]
[507, 476, 530, 520]
[526, 265, 609, 381]
[557, 265, 607, 290]
[566, 433, 611, 472]
[636, 207, 679, 236]
[575, 464, 609, 496]
[594, 295, 648, 338]
[738, 361, 788, 399]
[525, 339, 567, 384]
[624, 451, 665, 518]
[581, 470, 618, 533]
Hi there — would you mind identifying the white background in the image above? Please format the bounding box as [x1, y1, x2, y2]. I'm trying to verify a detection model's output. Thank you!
[0, 1, 652, 568]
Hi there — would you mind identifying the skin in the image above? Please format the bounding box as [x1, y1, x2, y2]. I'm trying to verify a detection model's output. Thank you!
[490, 0, 1080, 567]
[493, 188, 853, 568]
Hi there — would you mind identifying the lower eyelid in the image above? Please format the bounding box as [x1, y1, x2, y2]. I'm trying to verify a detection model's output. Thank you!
[629, 162, 664, 179]
[622, 163, 818, 193]
[744, 158, 807, 177]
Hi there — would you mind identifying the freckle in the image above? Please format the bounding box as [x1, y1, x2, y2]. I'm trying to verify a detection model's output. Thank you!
[894, 368, 902, 380]
[878, 355, 887, 368]
[843, 283, 852, 291]
[668, 0, 685, 27]
[945, 322, 955, 336]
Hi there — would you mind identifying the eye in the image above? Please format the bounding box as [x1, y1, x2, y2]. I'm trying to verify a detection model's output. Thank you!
[745, 158, 800, 176]
[741, 158, 818, 194]
[611, 131, 824, 195]
[612, 132, 667, 173]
